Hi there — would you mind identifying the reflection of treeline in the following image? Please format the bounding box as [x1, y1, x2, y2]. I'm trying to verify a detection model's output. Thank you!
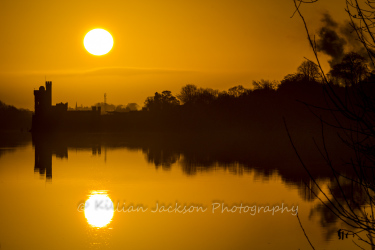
[27, 130, 349, 199]
[0, 101, 32, 131]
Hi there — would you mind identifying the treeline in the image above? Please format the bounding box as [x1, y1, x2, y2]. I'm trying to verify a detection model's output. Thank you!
[137, 52, 375, 135]
[0, 101, 32, 131]
[5, 51, 375, 135]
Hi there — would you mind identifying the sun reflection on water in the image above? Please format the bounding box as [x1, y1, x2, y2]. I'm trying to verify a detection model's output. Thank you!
[84, 191, 114, 228]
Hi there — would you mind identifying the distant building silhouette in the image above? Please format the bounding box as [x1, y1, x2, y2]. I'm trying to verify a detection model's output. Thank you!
[32, 81, 101, 132]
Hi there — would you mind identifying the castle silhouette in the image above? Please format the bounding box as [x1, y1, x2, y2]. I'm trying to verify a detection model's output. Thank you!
[32, 81, 101, 132]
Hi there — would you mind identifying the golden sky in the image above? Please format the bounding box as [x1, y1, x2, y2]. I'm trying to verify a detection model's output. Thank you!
[0, 0, 346, 109]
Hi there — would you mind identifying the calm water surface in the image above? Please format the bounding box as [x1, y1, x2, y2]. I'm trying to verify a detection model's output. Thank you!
[0, 133, 359, 249]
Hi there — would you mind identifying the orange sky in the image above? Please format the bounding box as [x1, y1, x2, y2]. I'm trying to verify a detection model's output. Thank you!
[0, 0, 347, 109]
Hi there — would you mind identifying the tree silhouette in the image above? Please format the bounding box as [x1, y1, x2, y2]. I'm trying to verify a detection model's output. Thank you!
[177, 85, 219, 106]
[114, 103, 140, 112]
[0, 101, 32, 131]
[177, 84, 199, 105]
[329, 52, 370, 86]
[144, 91, 180, 112]
[252, 79, 279, 90]
[297, 60, 321, 82]
[292, 1, 375, 248]
[228, 85, 248, 98]
[345, 0, 375, 67]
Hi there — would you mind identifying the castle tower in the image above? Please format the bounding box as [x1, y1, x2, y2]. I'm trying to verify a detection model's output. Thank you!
[34, 81, 52, 115]
[45, 81, 52, 107]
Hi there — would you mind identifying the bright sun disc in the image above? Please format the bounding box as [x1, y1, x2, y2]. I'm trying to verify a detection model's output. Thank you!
[84, 29, 113, 56]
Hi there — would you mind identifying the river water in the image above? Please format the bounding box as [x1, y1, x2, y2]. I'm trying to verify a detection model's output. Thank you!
[0, 132, 362, 249]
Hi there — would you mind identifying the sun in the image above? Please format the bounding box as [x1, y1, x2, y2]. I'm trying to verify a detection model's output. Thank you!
[84, 29, 113, 56]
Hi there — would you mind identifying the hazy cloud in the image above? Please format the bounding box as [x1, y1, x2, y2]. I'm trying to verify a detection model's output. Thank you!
[0, 67, 196, 77]
[316, 13, 372, 68]
[316, 13, 346, 67]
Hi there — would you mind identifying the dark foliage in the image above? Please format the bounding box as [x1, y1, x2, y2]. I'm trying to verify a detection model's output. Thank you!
[0, 101, 32, 131]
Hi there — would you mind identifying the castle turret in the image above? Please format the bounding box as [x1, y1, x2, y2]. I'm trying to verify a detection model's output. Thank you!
[34, 81, 52, 116]
[45, 81, 52, 107]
